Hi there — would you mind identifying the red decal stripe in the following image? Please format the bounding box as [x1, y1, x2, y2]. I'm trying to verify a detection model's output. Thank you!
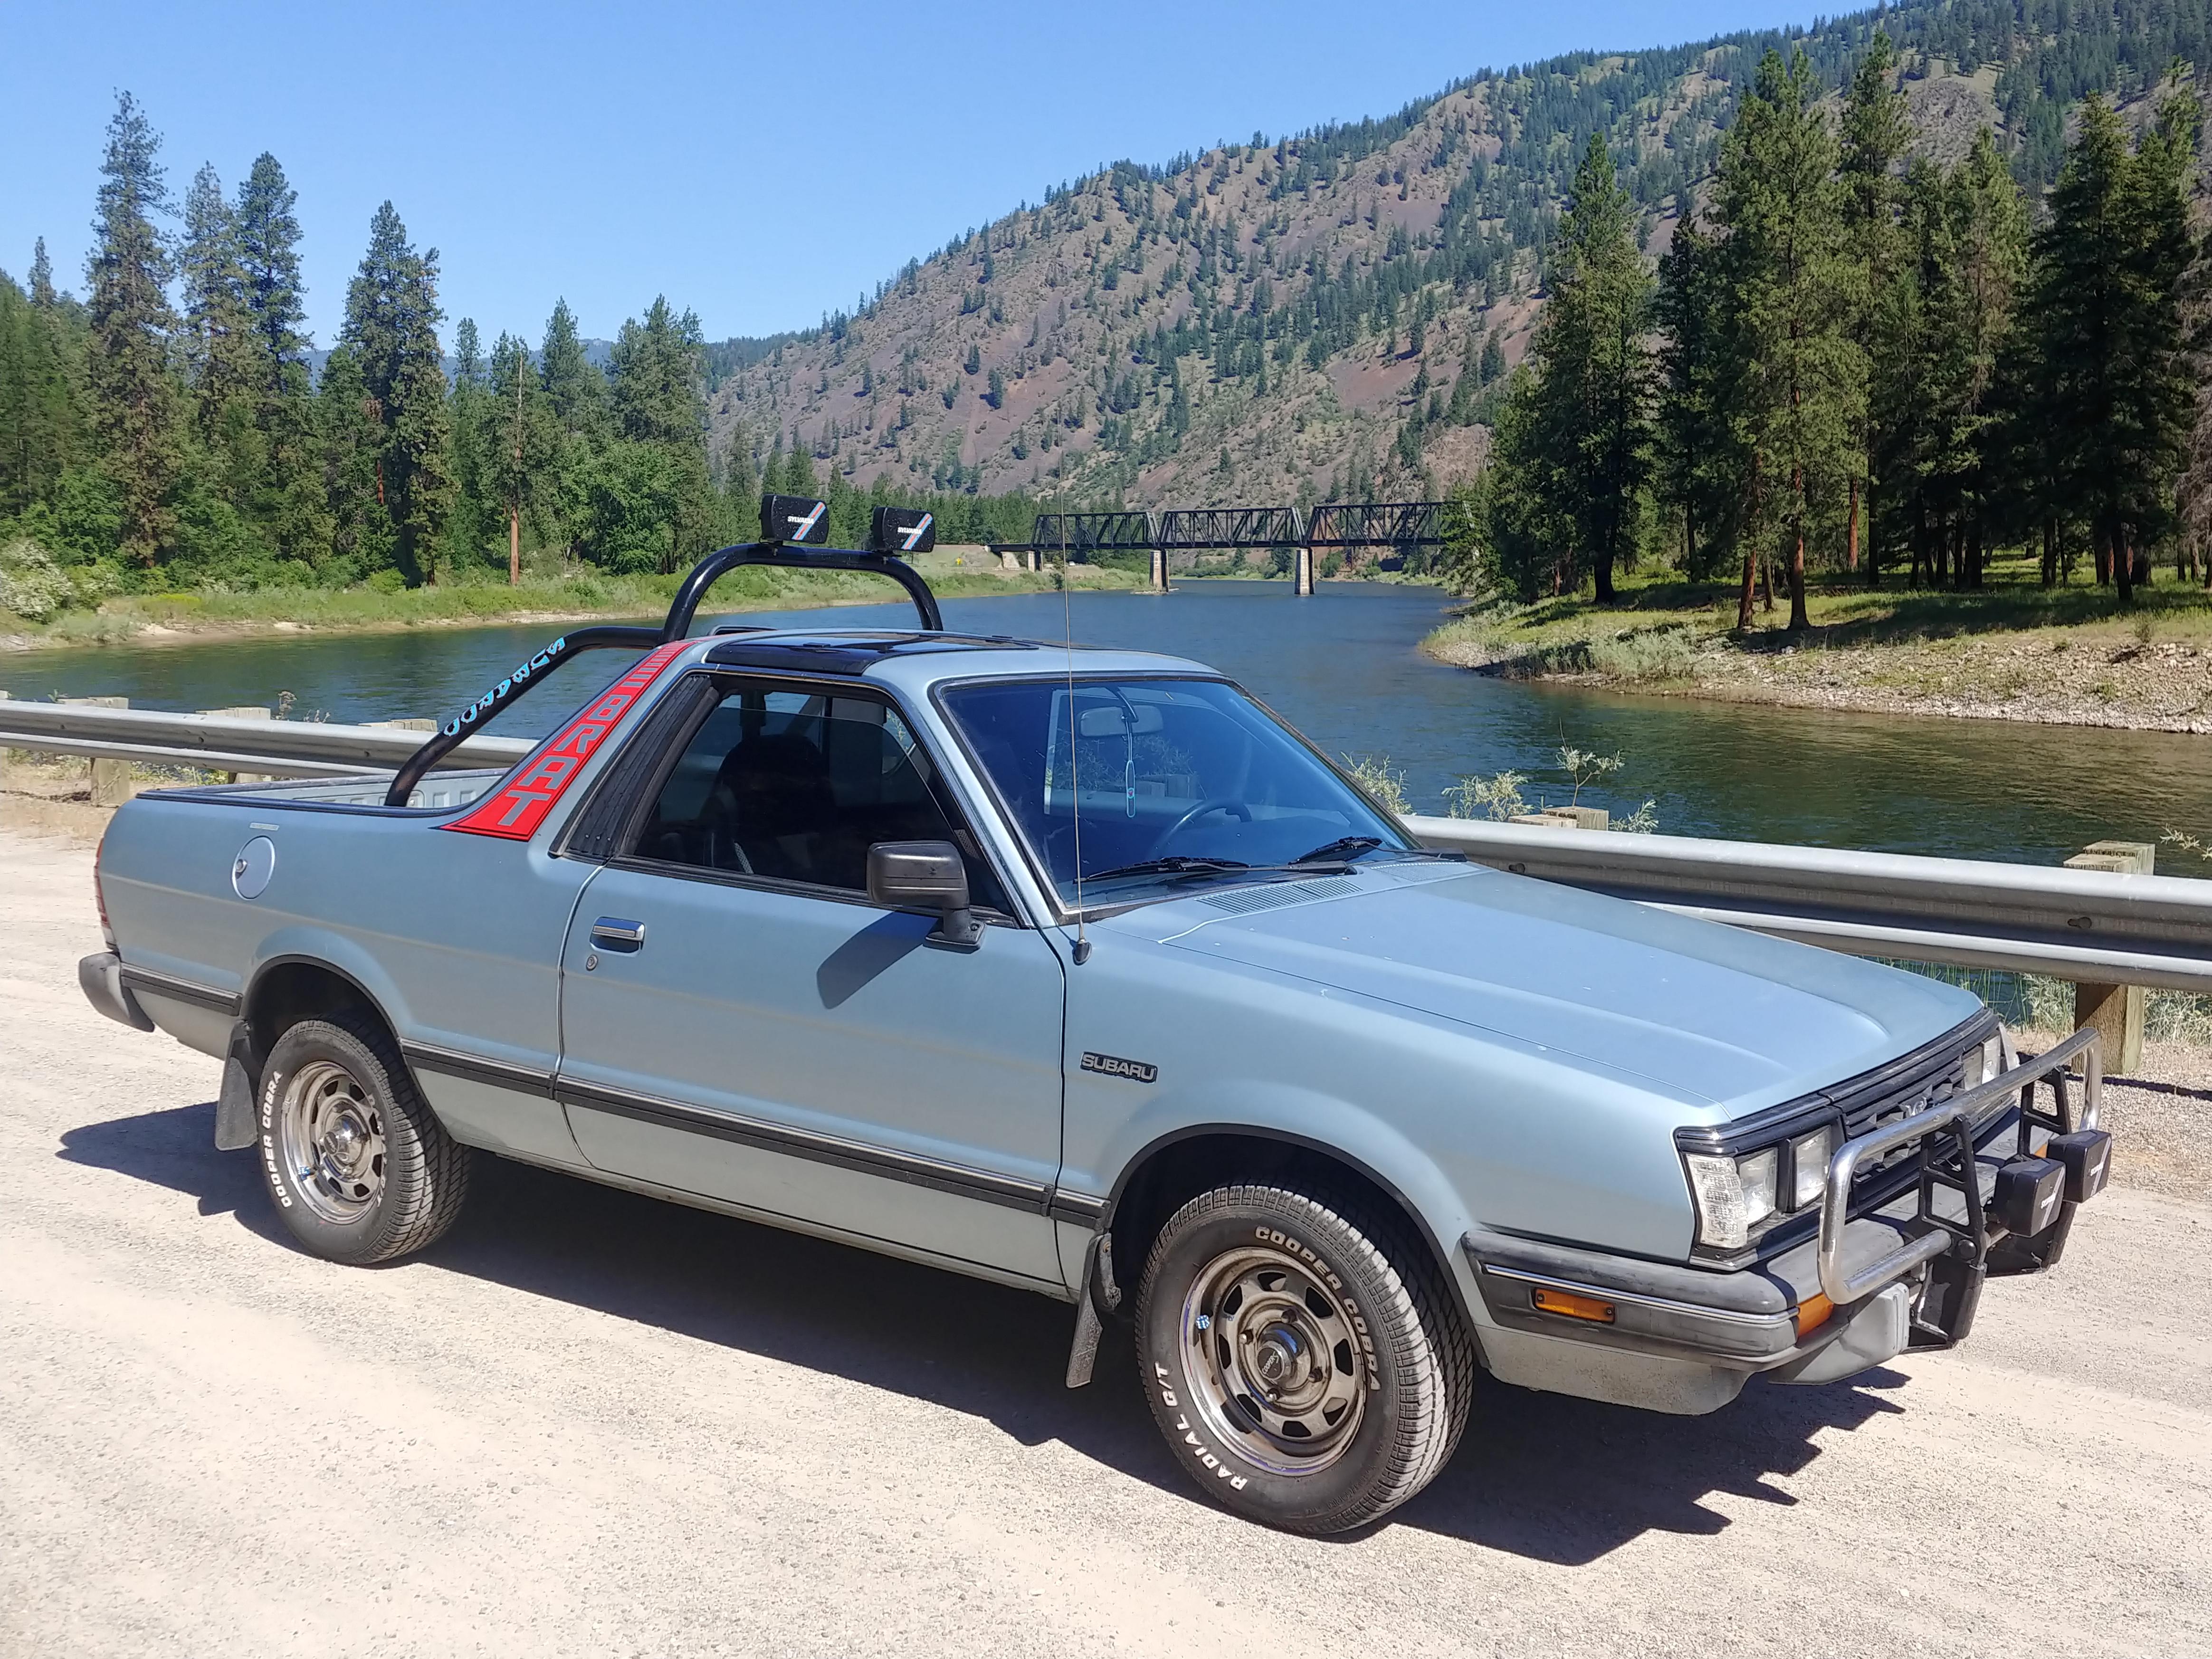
[442, 640, 691, 841]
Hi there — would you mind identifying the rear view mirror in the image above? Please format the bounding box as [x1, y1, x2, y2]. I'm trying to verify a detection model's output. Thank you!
[1077, 703, 1163, 738]
[867, 840, 980, 947]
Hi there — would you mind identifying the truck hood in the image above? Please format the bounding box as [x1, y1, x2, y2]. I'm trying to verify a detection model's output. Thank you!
[1139, 865, 1980, 1113]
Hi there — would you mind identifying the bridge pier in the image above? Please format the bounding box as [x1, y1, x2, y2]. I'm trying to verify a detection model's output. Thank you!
[1149, 548, 1168, 591]
[1294, 544, 1316, 596]
[1028, 549, 1041, 573]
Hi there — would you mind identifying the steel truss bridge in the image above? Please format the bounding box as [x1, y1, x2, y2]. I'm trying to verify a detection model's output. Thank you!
[1022, 502, 1447, 555]
[998, 503, 1452, 595]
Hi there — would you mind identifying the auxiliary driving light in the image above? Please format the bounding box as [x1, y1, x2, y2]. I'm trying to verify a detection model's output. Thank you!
[1993, 1156, 2066, 1238]
[2043, 1129, 2113, 1203]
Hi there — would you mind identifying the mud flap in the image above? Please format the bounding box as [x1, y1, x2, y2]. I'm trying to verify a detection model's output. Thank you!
[213, 1020, 258, 1152]
[1064, 1230, 1121, 1389]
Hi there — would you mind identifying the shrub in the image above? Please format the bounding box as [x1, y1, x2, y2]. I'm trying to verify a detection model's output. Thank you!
[1340, 753, 1409, 815]
[0, 536, 74, 621]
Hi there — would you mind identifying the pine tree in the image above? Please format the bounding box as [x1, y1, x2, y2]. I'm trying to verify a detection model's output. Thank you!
[84, 91, 181, 565]
[1655, 216, 1752, 580]
[539, 299, 604, 434]
[2025, 89, 2201, 601]
[177, 163, 255, 445]
[0, 242, 87, 519]
[608, 296, 712, 571]
[1838, 31, 1909, 579]
[339, 202, 452, 584]
[1509, 133, 1655, 603]
[1715, 49, 1862, 630]
[230, 152, 324, 565]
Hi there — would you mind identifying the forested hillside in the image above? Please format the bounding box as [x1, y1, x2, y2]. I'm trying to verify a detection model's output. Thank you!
[712, 0, 2212, 510]
[3, 0, 2211, 615]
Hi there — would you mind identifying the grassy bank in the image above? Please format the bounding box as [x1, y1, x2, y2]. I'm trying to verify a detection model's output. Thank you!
[0, 551, 1144, 652]
[1423, 553, 2212, 731]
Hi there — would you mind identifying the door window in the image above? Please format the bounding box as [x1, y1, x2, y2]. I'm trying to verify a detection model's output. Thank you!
[629, 681, 1004, 908]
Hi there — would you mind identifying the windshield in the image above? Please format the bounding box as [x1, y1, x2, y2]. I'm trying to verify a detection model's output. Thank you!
[939, 677, 1414, 907]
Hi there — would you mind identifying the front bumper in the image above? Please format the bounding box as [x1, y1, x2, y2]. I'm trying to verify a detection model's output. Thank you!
[1465, 1030, 2111, 1405]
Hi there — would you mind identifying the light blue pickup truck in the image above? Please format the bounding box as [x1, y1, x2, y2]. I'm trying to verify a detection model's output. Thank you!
[79, 503, 2113, 1534]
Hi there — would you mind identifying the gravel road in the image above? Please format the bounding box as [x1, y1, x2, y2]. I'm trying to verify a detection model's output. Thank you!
[4, 822, 2209, 1659]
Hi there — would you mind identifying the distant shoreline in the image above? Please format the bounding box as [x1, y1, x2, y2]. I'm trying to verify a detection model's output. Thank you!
[0, 560, 1144, 656]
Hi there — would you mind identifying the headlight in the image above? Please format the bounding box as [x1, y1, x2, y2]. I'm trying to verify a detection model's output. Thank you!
[1789, 1125, 1834, 1209]
[1683, 1147, 1778, 1250]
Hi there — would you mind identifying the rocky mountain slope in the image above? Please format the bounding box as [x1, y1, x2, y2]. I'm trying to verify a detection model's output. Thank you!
[706, 0, 2185, 512]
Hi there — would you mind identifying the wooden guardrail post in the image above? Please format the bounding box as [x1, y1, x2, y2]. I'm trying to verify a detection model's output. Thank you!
[2064, 839, 2155, 1074]
[59, 697, 134, 805]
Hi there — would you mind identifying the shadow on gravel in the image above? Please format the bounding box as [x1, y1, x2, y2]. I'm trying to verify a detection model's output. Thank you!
[62, 1101, 1910, 1564]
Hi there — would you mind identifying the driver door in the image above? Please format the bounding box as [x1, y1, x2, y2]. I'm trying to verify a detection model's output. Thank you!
[555, 676, 1067, 1286]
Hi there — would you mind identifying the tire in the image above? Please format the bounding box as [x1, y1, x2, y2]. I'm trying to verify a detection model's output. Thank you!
[256, 1011, 470, 1265]
[1136, 1183, 1473, 1534]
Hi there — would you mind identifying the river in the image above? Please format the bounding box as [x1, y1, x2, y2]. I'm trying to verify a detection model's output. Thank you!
[6, 579, 2210, 865]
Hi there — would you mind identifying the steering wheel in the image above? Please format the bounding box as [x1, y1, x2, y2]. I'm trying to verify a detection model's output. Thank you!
[1148, 797, 1252, 858]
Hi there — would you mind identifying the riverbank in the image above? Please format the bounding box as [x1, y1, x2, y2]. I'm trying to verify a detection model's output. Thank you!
[1423, 560, 2212, 733]
[0, 551, 1143, 653]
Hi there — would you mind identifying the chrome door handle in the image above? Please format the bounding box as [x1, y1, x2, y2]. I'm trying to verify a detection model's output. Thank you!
[590, 917, 646, 952]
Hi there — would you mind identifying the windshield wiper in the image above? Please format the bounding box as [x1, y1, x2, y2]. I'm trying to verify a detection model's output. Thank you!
[1082, 855, 1253, 884]
[1291, 835, 1383, 865]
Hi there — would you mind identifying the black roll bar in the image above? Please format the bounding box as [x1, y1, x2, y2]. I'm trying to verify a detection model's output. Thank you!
[382, 625, 665, 806]
[383, 539, 942, 808]
[660, 541, 944, 639]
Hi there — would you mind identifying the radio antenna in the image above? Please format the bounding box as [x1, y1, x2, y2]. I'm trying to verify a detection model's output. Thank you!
[1061, 509, 1089, 965]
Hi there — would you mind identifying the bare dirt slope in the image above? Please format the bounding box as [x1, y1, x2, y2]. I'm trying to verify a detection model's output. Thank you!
[4, 825, 2210, 1658]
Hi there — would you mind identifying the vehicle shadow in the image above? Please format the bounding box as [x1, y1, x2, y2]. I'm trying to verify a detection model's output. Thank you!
[62, 1101, 1907, 1564]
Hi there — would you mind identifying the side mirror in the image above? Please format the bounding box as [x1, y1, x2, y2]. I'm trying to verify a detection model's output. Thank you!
[867, 840, 980, 947]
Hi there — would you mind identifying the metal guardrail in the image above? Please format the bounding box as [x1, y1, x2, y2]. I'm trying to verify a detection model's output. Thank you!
[0, 701, 533, 781]
[5, 702, 2208, 992]
[1402, 815, 2212, 993]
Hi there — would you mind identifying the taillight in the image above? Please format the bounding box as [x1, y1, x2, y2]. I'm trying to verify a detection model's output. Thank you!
[94, 831, 116, 950]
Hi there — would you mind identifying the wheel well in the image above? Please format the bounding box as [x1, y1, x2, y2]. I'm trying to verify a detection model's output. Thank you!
[1104, 1132, 1466, 1324]
[243, 960, 389, 1067]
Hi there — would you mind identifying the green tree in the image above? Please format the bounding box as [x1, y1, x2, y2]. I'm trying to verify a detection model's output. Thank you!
[177, 163, 255, 447]
[1838, 31, 1910, 580]
[2023, 89, 2201, 602]
[1516, 133, 1655, 603]
[0, 242, 88, 521]
[339, 202, 453, 584]
[1714, 49, 1862, 630]
[231, 153, 325, 566]
[606, 296, 713, 572]
[84, 92, 181, 565]
[1655, 216, 1751, 581]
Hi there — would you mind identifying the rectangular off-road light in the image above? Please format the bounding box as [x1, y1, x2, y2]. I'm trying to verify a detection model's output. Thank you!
[761, 494, 830, 544]
[870, 505, 936, 556]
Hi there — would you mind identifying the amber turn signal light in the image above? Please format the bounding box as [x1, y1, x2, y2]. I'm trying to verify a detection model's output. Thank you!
[1532, 1287, 1615, 1324]
[1794, 1292, 1835, 1336]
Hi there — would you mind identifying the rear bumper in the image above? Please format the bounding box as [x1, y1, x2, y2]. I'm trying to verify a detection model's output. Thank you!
[78, 951, 153, 1032]
[1465, 1031, 2112, 1413]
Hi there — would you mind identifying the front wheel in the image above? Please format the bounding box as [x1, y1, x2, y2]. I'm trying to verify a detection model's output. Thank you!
[257, 1012, 470, 1265]
[1136, 1184, 1472, 1534]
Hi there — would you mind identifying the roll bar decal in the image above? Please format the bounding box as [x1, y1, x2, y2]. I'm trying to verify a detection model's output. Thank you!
[441, 639, 691, 841]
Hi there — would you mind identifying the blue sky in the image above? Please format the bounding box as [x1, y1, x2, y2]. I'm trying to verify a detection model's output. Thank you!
[2, 0, 1818, 348]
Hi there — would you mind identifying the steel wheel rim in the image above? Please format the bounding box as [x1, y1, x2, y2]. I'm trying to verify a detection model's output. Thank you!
[278, 1059, 386, 1226]
[1180, 1241, 1368, 1477]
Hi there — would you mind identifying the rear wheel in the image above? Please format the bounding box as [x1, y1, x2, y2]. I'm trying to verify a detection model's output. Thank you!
[257, 1012, 469, 1265]
[1135, 1183, 1472, 1534]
